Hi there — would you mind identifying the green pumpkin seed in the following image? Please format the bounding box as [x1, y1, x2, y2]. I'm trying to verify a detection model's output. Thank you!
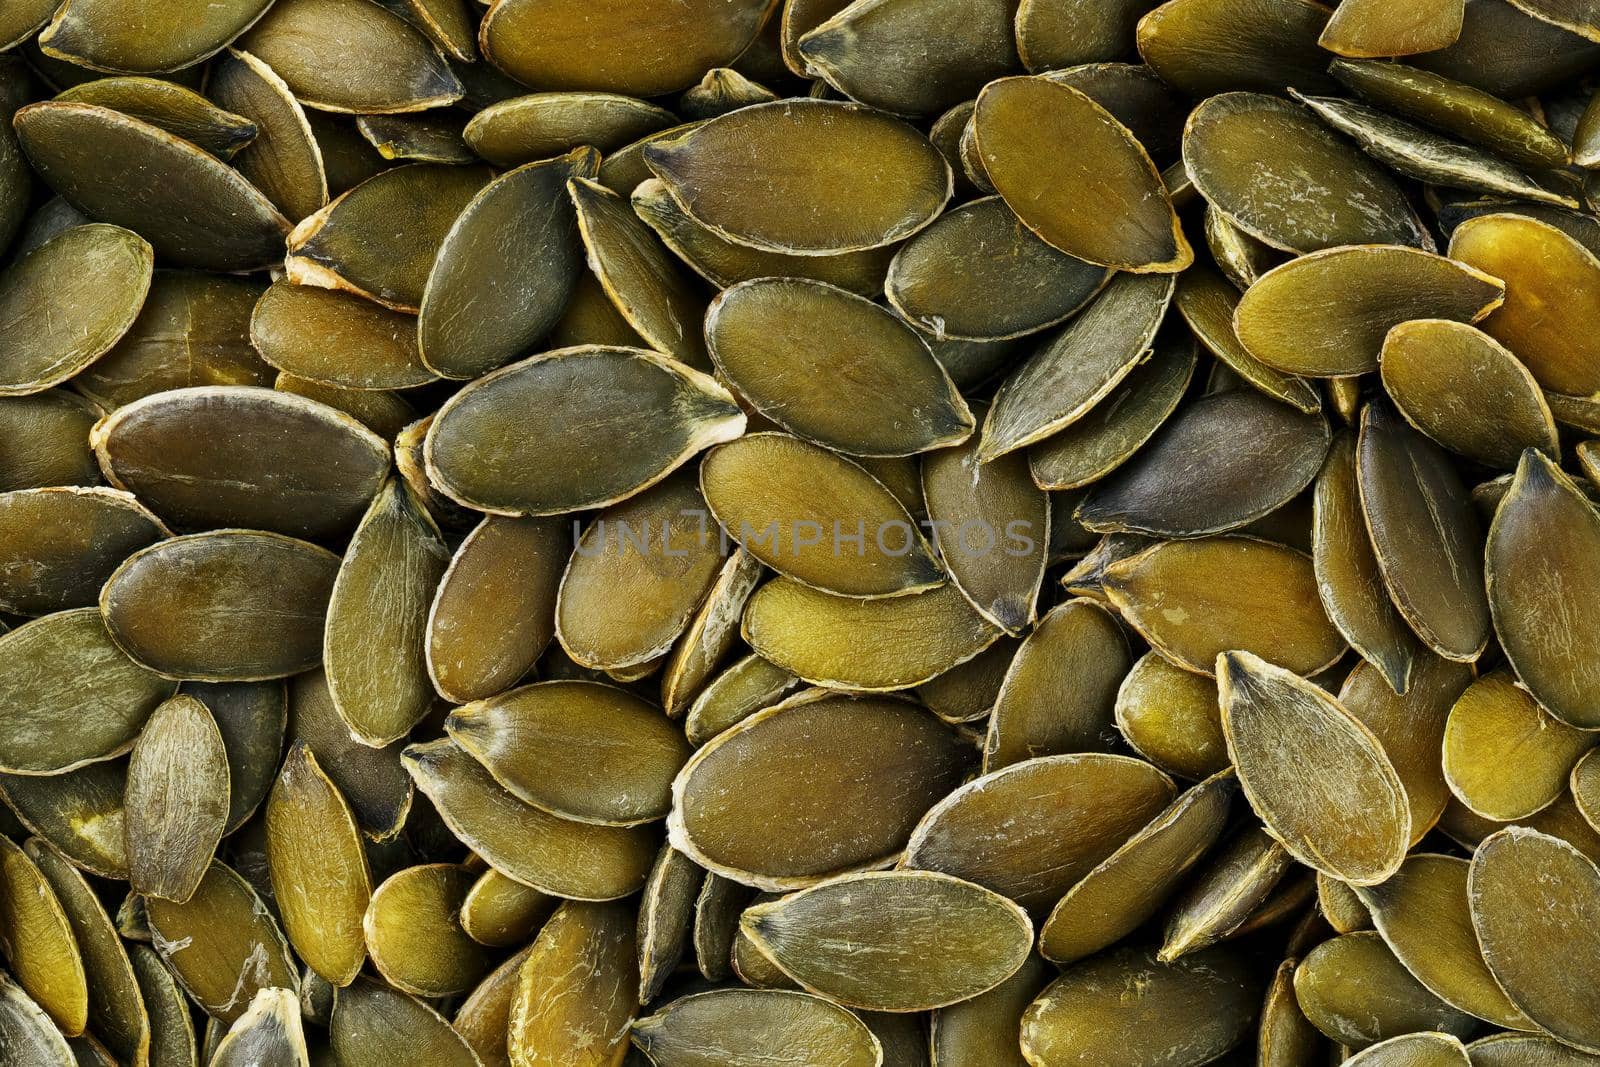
[679, 68, 779, 120]
[0, 834, 88, 1037]
[1259, 959, 1326, 1067]
[145, 860, 298, 1024]
[742, 870, 1033, 1012]
[660, 549, 764, 717]
[980, 272, 1174, 460]
[91, 385, 389, 540]
[683, 654, 800, 743]
[464, 92, 673, 166]
[913, 635, 1017, 725]
[209, 987, 307, 1067]
[125, 695, 230, 902]
[1470, 828, 1600, 1052]
[1319, 872, 1372, 934]
[1136, 0, 1337, 95]
[1182, 93, 1432, 254]
[636, 846, 704, 1004]
[1203, 205, 1281, 291]
[1574, 749, 1600, 832]
[78, 271, 270, 410]
[250, 279, 436, 391]
[237, 0, 461, 113]
[331, 977, 479, 1067]
[1353, 853, 1532, 1029]
[643, 99, 951, 255]
[1469, 1034, 1600, 1065]
[597, 121, 705, 194]
[15, 103, 290, 271]
[1485, 449, 1600, 728]
[453, 947, 533, 1067]
[0, 763, 130, 881]
[55, 77, 256, 159]
[426, 515, 566, 705]
[425, 345, 743, 517]
[1444, 672, 1592, 821]
[460, 869, 555, 949]
[694, 874, 755, 982]
[364, 864, 488, 998]
[0, 967, 74, 1063]
[1346, 1033, 1471, 1066]
[1319, 0, 1465, 56]
[742, 577, 1002, 690]
[975, 76, 1188, 272]
[0, 488, 166, 616]
[904, 753, 1175, 912]
[402, 737, 657, 900]
[669, 688, 972, 889]
[37, 0, 272, 73]
[209, 49, 330, 224]
[355, 113, 472, 164]
[1159, 825, 1293, 962]
[128, 943, 196, 1067]
[1294, 931, 1477, 1047]
[1104, 537, 1346, 677]
[288, 669, 413, 841]
[101, 530, 340, 681]
[634, 989, 879, 1067]
[509, 901, 638, 1066]
[274, 377, 410, 439]
[285, 162, 490, 312]
[1174, 264, 1321, 414]
[1448, 213, 1600, 397]
[928, 953, 1048, 1066]
[1020, 944, 1258, 1067]
[1114, 650, 1229, 780]
[0, 391, 103, 493]
[264, 741, 370, 987]
[418, 150, 595, 381]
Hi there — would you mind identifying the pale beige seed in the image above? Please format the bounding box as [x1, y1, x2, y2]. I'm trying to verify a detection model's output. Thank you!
[125, 694, 230, 904]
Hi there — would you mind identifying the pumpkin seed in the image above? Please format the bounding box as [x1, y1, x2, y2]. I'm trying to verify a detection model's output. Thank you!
[0, 834, 89, 1037]
[1136, 0, 1338, 96]
[1293, 931, 1477, 1048]
[355, 112, 472, 164]
[912, 636, 1016, 725]
[364, 864, 488, 998]
[209, 987, 307, 1067]
[464, 93, 672, 166]
[425, 345, 743, 516]
[0, 488, 165, 617]
[1182, 93, 1433, 254]
[693, 874, 754, 982]
[1467, 1033, 1600, 1065]
[250, 280, 435, 391]
[1104, 537, 1346, 677]
[1020, 944, 1259, 1067]
[1160, 824, 1293, 962]
[1319, 0, 1466, 57]
[975, 76, 1188, 272]
[1176, 265, 1319, 410]
[509, 901, 638, 1066]
[91, 385, 390, 541]
[683, 653, 800, 743]
[1203, 205, 1280, 291]
[457, 869, 554, 950]
[1574, 749, 1600, 833]
[0, 762, 130, 879]
[926, 952, 1047, 1065]
[642, 100, 951, 255]
[0, 969, 74, 1063]
[0, 391, 103, 493]
[1219, 650, 1410, 885]
[742, 577, 1002, 690]
[1444, 672, 1593, 821]
[128, 943, 196, 1067]
[54, 78, 254, 159]
[331, 977, 480, 1067]
[660, 549, 764, 717]
[401, 737, 657, 900]
[1347, 1033, 1472, 1066]
[679, 68, 779, 121]
[634, 845, 703, 1004]
[145, 860, 298, 1025]
[1114, 650, 1229, 780]
[1260, 958, 1326, 1067]
[100, 530, 340, 681]
[1358, 401, 1491, 662]
[210, 49, 330, 223]
[633, 988, 880, 1067]
[37, 0, 272, 73]
[287, 669, 412, 841]
[125, 695, 230, 903]
[453, 947, 532, 1067]
[741, 870, 1033, 1012]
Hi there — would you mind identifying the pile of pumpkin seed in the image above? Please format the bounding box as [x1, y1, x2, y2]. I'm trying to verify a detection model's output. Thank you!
[11, 0, 1600, 1064]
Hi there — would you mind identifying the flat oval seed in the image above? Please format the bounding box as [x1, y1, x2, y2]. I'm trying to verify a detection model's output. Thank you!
[0, 763, 130, 879]
[1104, 537, 1346, 677]
[55, 78, 256, 158]
[702, 434, 942, 597]
[1319, 0, 1466, 56]
[125, 695, 230, 903]
[1159, 825, 1292, 962]
[706, 279, 974, 456]
[265, 742, 369, 987]
[250, 280, 435, 391]
[101, 531, 340, 681]
[209, 49, 329, 224]
[419, 150, 593, 381]
[1486, 449, 1600, 728]
[983, 599, 1127, 770]
[402, 738, 656, 900]
[1219, 650, 1410, 885]
[285, 163, 489, 312]
[127, 943, 196, 1067]
[0, 224, 152, 396]
[509, 901, 637, 1066]
[1445, 672, 1593, 821]
[1504, 0, 1600, 40]
[635, 845, 702, 1003]
[0, 835, 89, 1037]
[1182, 93, 1433, 254]
[1575, 750, 1600, 833]
[425, 345, 744, 516]
[1346, 1033, 1471, 1067]
[461, 870, 554, 950]
[1358, 401, 1490, 662]
[904, 753, 1175, 912]
[1467, 1033, 1600, 1065]
[741, 871, 1033, 1012]
[0, 488, 166, 616]
[447, 681, 689, 827]
[1135, 0, 1338, 96]
[236, 0, 462, 113]
[632, 989, 880, 1067]
[331, 977, 479, 1067]
[660, 549, 764, 717]
[464, 93, 672, 166]
[669, 689, 972, 889]
[643, 100, 951, 255]
[91, 385, 389, 541]
[0, 608, 176, 775]
[1021, 944, 1258, 1066]
[1174, 265, 1321, 414]
[886, 194, 1110, 341]
[37, 0, 269, 72]
[455, 947, 537, 1067]
[975, 76, 1188, 272]
[14, 103, 289, 271]
[684, 654, 800, 743]
[1295, 930, 1477, 1047]
[1447, 213, 1600, 397]
[1077, 389, 1330, 537]
[209, 987, 307, 1067]
[1114, 651, 1228, 780]
[1234, 246, 1503, 378]
[1354, 853, 1533, 1029]
[980, 272, 1174, 460]
[145, 861, 298, 1025]
[1040, 772, 1236, 964]
[426, 516, 566, 705]
[929, 953, 1049, 1066]
[355, 112, 472, 164]
[480, 0, 773, 96]
[0, 391, 102, 493]
[742, 577, 1002, 690]
[1471, 828, 1600, 1052]
[288, 669, 412, 841]
[365, 865, 488, 998]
